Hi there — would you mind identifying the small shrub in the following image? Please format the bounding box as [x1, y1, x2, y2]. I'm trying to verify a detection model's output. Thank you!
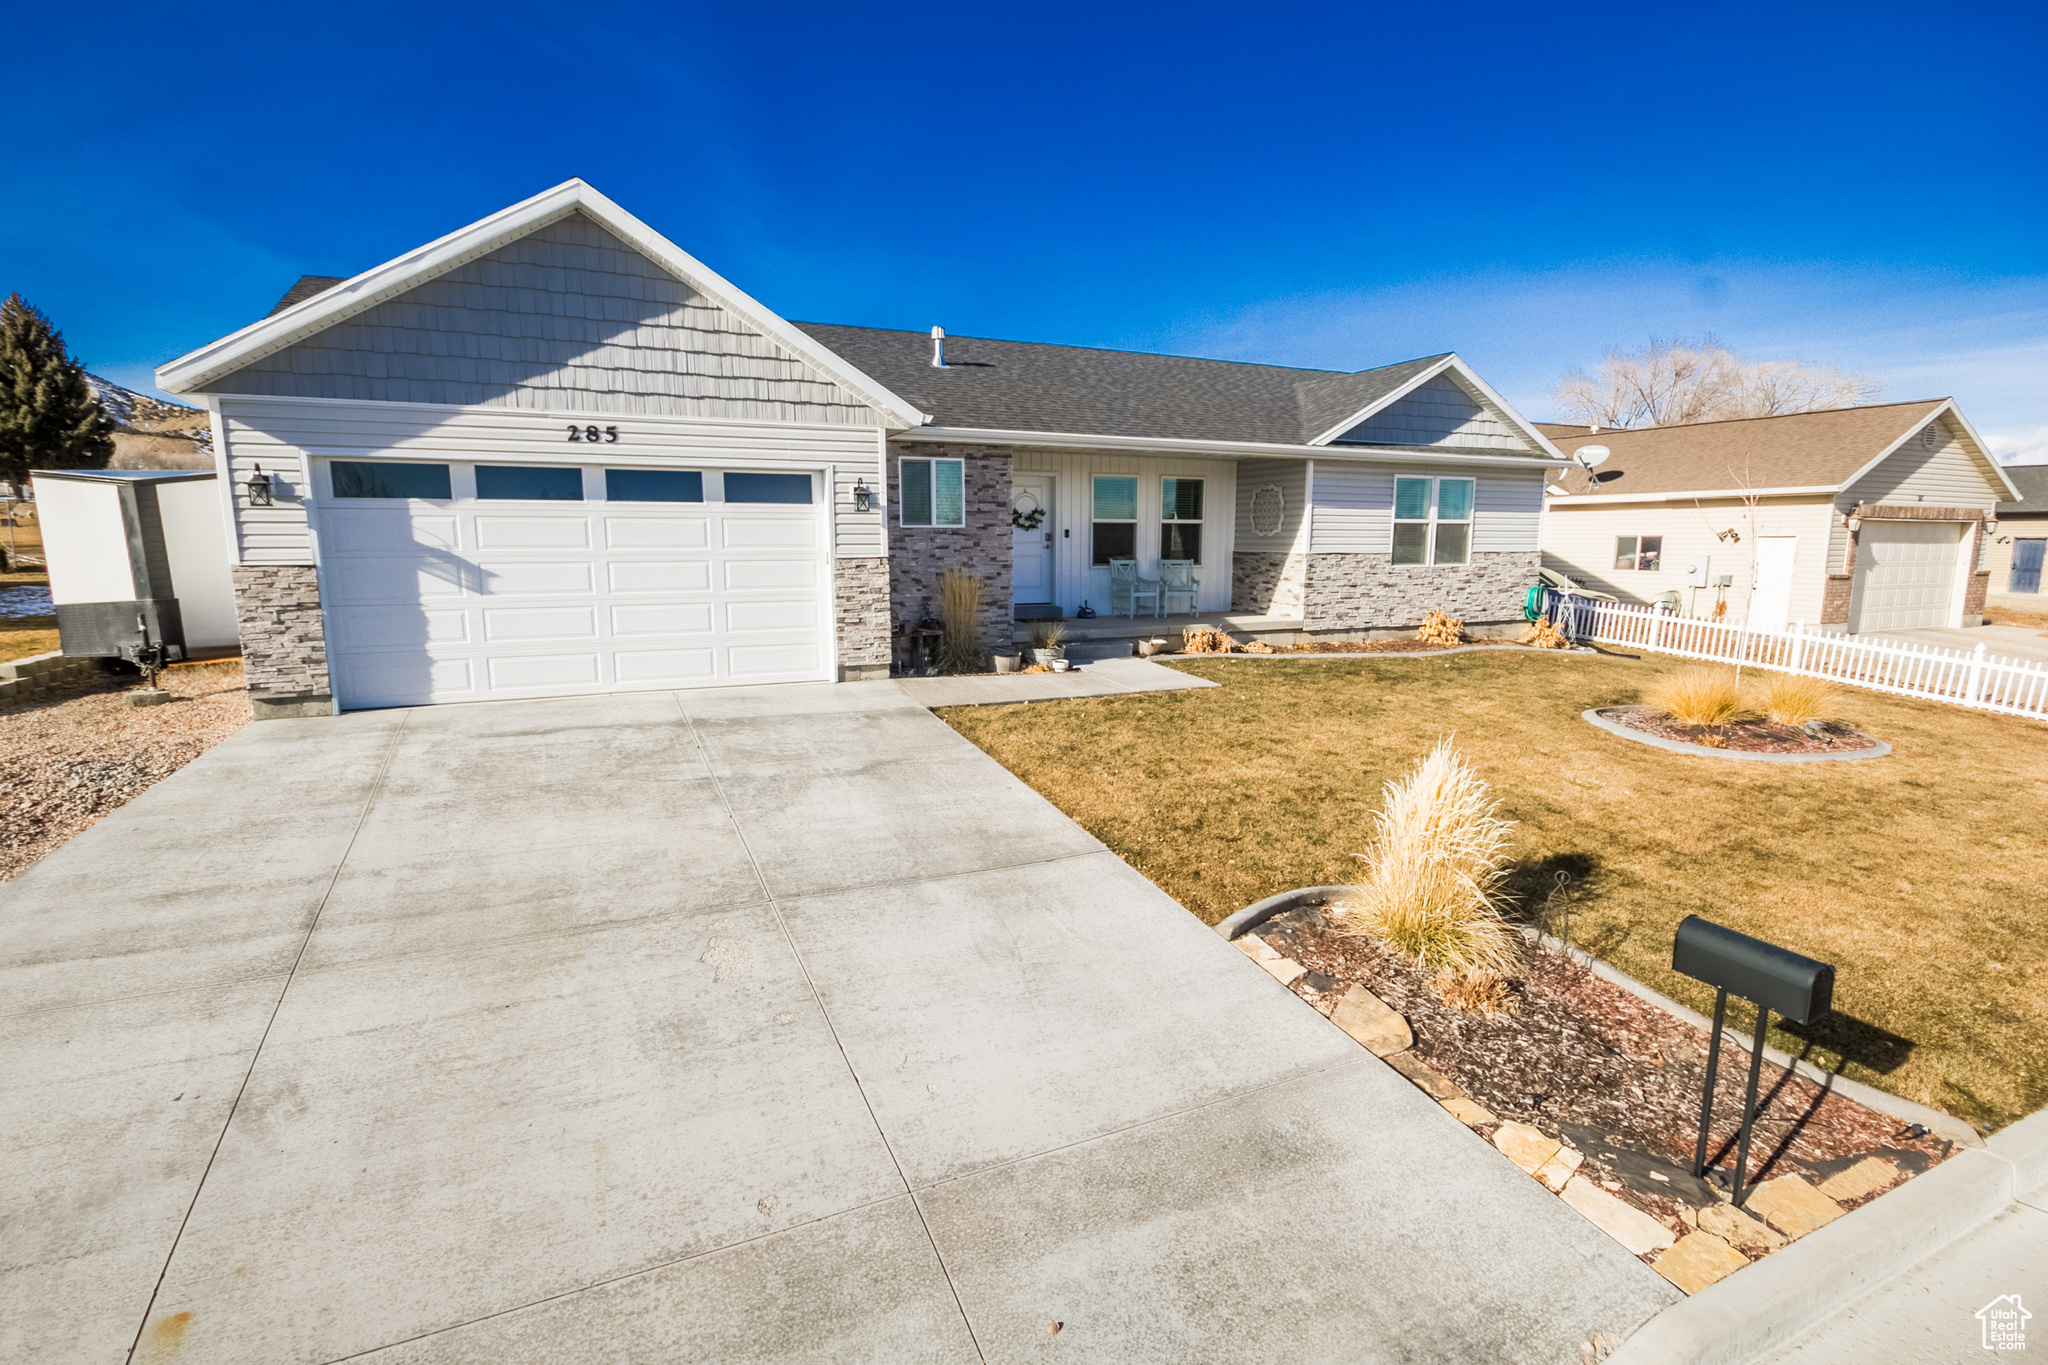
[1333, 738, 1522, 985]
[1182, 625, 1239, 654]
[1432, 969, 1516, 1017]
[1752, 672, 1840, 727]
[1643, 664, 1752, 726]
[1522, 616, 1569, 650]
[1242, 639, 1276, 654]
[1416, 608, 1464, 647]
[938, 567, 983, 672]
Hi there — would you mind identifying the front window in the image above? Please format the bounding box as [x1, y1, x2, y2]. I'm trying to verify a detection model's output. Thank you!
[899, 458, 964, 526]
[1092, 476, 1138, 565]
[1160, 477, 1204, 563]
[1392, 476, 1473, 566]
[1614, 535, 1663, 571]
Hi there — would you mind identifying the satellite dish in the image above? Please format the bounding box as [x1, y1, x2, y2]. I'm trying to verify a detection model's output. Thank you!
[1573, 444, 1611, 469]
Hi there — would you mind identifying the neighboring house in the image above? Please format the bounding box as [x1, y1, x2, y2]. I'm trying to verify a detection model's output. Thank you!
[156, 179, 1563, 718]
[1985, 463, 2048, 608]
[1535, 402, 2018, 636]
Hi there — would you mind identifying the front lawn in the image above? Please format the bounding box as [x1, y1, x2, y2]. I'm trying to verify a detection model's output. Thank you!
[940, 651, 2048, 1133]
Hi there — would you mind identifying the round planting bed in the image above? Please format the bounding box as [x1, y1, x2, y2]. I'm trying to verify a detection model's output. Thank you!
[1581, 708, 1890, 763]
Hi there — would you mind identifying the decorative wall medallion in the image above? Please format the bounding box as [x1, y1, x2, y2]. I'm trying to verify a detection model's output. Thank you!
[1251, 484, 1285, 536]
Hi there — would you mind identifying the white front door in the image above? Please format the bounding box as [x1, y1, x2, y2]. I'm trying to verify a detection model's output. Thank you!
[1750, 536, 1797, 632]
[319, 462, 831, 708]
[1851, 521, 1962, 633]
[1011, 474, 1054, 604]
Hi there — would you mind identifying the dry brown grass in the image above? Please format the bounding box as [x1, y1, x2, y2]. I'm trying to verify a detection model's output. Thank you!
[1432, 969, 1516, 1016]
[1522, 616, 1570, 650]
[2, 568, 57, 664]
[938, 567, 983, 673]
[1644, 663, 1752, 726]
[1752, 672, 1841, 726]
[1334, 738, 1522, 982]
[941, 651, 2048, 1132]
[1181, 625, 1240, 654]
[1416, 608, 1463, 647]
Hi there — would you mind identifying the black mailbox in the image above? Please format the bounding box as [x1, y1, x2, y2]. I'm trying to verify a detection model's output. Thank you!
[1670, 916, 1839, 1206]
[1672, 916, 1833, 1025]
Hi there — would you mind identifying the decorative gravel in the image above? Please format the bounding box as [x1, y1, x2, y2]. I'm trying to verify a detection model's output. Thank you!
[0, 661, 251, 882]
[1254, 903, 1952, 1229]
[1596, 705, 1879, 754]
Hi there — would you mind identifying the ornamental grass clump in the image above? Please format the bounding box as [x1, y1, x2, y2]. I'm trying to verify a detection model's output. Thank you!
[1416, 608, 1463, 647]
[1753, 671, 1840, 727]
[1334, 738, 1522, 991]
[1643, 664, 1752, 727]
[938, 567, 984, 673]
[1522, 616, 1569, 650]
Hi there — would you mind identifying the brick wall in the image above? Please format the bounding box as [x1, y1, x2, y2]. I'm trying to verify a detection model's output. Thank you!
[1231, 551, 1306, 616]
[834, 557, 891, 680]
[1821, 574, 1853, 625]
[887, 444, 1012, 666]
[1303, 551, 1539, 631]
[1965, 570, 1990, 619]
[230, 564, 331, 699]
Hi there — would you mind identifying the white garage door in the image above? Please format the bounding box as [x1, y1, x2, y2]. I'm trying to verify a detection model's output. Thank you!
[318, 461, 831, 709]
[1850, 520, 1961, 633]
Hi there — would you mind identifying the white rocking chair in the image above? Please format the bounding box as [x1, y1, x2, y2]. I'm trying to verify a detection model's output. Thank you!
[1157, 559, 1200, 615]
[1108, 558, 1160, 618]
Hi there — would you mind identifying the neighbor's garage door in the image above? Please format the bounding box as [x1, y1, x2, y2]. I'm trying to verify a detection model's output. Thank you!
[1850, 520, 1961, 633]
[318, 461, 830, 709]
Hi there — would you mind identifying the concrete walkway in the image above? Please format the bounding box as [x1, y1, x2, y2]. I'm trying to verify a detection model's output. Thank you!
[3, 683, 1675, 1363]
[895, 655, 1217, 709]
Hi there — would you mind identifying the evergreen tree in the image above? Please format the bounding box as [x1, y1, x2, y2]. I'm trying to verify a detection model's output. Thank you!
[0, 294, 115, 493]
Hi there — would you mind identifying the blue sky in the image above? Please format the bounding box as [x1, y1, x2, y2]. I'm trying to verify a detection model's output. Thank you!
[8, 1, 2045, 457]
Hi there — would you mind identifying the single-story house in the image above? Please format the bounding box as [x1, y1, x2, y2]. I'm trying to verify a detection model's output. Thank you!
[1534, 401, 2019, 635]
[1984, 463, 2048, 608]
[156, 179, 1565, 718]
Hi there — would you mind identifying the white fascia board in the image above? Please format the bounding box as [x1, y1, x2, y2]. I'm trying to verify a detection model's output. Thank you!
[1835, 399, 2017, 502]
[894, 425, 1555, 470]
[1303, 354, 1569, 461]
[1545, 484, 1841, 506]
[156, 179, 927, 432]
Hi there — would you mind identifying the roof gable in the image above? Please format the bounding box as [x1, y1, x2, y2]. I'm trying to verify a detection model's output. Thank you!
[158, 180, 924, 429]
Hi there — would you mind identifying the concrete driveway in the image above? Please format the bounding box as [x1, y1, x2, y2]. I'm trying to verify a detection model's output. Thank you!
[1826, 622, 2048, 665]
[3, 683, 1676, 1363]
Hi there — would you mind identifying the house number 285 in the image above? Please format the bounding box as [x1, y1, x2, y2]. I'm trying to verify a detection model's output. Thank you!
[566, 424, 620, 443]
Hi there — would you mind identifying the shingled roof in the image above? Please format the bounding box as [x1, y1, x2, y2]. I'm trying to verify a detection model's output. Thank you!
[1534, 400, 1956, 496]
[267, 275, 349, 318]
[793, 322, 1458, 446]
[1998, 462, 2048, 514]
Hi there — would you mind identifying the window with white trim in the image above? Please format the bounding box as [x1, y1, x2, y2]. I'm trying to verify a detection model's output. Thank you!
[1160, 477, 1204, 562]
[1613, 536, 1663, 571]
[1392, 476, 1473, 566]
[899, 457, 964, 527]
[1093, 476, 1138, 565]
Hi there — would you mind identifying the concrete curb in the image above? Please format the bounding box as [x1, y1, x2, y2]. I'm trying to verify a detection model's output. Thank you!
[1517, 926, 1980, 1150]
[1168, 644, 1597, 663]
[1581, 708, 1892, 764]
[1212, 886, 1352, 941]
[1607, 1108, 2048, 1365]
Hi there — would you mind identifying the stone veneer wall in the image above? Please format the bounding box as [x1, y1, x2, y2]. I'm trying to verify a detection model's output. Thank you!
[230, 564, 332, 699]
[834, 558, 892, 680]
[1303, 551, 1540, 631]
[1232, 551, 1307, 616]
[887, 444, 1012, 665]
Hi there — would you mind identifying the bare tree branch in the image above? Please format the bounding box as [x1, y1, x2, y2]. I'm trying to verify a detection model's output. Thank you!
[1550, 337, 1884, 429]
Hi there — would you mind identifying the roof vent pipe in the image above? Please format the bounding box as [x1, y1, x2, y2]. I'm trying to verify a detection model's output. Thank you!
[930, 326, 947, 368]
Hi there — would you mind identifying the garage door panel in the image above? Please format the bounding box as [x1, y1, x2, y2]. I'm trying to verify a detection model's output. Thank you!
[611, 602, 716, 637]
[609, 561, 712, 594]
[477, 561, 595, 595]
[606, 517, 711, 548]
[322, 464, 830, 708]
[725, 560, 818, 591]
[1852, 522, 1962, 632]
[475, 516, 591, 549]
[614, 648, 718, 683]
[481, 607, 599, 642]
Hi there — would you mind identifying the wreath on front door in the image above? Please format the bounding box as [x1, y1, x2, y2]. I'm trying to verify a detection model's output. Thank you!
[1012, 506, 1046, 530]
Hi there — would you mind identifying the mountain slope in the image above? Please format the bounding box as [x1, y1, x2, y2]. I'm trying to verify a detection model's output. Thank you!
[86, 376, 214, 470]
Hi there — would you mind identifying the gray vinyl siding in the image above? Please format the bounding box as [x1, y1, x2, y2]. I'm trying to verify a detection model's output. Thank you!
[1840, 416, 2004, 512]
[215, 395, 884, 565]
[1233, 457, 1308, 553]
[202, 213, 882, 425]
[1310, 463, 1543, 554]
[1332, 374, 1527, 451]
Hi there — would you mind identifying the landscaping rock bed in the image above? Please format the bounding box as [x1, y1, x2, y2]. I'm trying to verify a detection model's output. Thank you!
[1246, 901, 1954, 1289]
[1594, 704, 1879, 755]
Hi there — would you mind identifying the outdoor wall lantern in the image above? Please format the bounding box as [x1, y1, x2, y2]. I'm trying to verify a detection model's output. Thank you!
[1984, 518, 1999, 536]
[1672, 916, 1834, 1207]
[247, 464, 274, 507]
[1846, 515, 1862, 532]
[853, 478, 874, 513]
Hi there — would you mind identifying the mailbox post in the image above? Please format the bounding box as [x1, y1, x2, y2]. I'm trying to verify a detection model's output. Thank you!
[1672, 916, 1835, 1206]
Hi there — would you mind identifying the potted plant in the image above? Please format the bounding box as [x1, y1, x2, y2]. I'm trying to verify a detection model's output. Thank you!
[993, 651, 1022, 673]
[1029, 620, 1067, 667]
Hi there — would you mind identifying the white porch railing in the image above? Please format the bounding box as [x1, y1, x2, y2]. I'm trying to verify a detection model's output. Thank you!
[1544, 592, 2048, 721]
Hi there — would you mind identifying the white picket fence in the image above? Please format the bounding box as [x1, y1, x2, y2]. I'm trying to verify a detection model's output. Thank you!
[1545, 592, 2048, 721]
